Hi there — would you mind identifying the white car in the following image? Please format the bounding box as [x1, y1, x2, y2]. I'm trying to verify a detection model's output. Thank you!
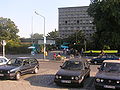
[0, 56, 9, 65]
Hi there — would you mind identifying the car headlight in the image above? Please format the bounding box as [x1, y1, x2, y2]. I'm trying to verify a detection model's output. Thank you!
[55, 75, 62, 79]
[117, 81, 120, 84]
[75, 76, 79, 80]
[59, 76, 62, 79]
[7, 71, 10, 73]
[55, 75, 59, 79]
[96, 78, 101, 82]
[71, 77, 74, 80]
[101, 79, 104, 82]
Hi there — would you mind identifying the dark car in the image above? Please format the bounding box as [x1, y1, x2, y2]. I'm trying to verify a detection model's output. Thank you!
[54, 58, 90, 87]
[90, 54, 120, 64]
[94, 60, 120, 90]
[0, 57, 39, 80]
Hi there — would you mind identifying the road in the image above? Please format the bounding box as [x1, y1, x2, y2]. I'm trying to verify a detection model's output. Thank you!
[0, 60, 100, 90]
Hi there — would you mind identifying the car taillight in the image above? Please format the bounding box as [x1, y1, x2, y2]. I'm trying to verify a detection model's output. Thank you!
[118, 58, 120, 60]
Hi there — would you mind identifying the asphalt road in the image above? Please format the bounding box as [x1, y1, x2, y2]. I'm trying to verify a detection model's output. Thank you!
[0, 60, 100, 90]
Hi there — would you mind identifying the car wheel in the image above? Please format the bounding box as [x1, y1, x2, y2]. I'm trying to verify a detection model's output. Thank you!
[15, 72, 21, 80]
[34, 67, 39, 74]
[94, 61, 97, 64]
[95, 86, 102, 90]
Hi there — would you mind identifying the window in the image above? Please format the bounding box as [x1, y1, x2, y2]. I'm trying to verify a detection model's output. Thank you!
[77, 20, 79, 24]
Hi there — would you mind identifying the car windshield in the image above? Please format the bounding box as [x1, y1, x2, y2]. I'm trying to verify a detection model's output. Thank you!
[101, 63, 120, 72]
[0, 58, 4, 63]
[62, 61, 83, 70]
[7, 58, 23, 66]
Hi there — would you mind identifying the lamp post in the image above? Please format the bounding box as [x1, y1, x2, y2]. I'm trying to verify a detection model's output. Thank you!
[35, 11, 46, 59]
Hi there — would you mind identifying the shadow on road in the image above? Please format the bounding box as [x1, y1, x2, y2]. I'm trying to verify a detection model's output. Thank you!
[24, 74, 95, 90]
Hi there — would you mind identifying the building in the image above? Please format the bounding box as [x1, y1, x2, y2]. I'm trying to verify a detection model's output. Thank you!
[58, 6, 96, 40]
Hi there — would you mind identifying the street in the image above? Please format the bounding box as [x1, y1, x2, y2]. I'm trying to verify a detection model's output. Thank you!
[0, 58, 100, 90]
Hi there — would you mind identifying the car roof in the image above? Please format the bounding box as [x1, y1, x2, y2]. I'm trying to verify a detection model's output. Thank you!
[67, 58, 87, 62]
[103, 60, 120, 63]
[14, 57, 35, 59]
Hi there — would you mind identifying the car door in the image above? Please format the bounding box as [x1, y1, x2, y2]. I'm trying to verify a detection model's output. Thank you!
[21, 59, 31, 74]
[29, 58, 38, 71]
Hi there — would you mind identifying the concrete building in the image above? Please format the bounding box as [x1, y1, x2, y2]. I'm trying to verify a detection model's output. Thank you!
[58, 6, 96, 40]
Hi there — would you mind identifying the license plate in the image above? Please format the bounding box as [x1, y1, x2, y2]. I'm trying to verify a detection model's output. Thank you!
[0, 74, 4, 76]
[104, 85, 115, 89]
[61, 80, 71, 83]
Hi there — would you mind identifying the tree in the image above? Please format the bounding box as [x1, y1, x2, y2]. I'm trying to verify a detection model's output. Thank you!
[31, 33, 43, 39]
[63, 30, 85, 50]
[47, 29, 59, 39]
[0, 17, 19, 41]
[88, 0, 120, 50]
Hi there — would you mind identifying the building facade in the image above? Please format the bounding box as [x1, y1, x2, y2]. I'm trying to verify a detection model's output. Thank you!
[58, 6, 96, 39]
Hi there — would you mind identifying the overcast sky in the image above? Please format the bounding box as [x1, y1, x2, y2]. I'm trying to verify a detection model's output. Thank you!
[0, 0, 90, 38]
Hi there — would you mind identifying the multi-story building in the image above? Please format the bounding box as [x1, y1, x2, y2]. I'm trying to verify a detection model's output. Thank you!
[58, 6, 96, 40]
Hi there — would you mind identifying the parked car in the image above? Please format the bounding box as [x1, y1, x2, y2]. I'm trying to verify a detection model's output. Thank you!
[90, 54, 120, 64]
[54, 58, 90, 87]
[0, 56, 9, 65]
[94, 60, 120, 90]
[0, 57, 39, 80]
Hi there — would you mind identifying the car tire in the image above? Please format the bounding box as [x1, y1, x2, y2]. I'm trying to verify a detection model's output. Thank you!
[15, 72, 21, 80]
[33, 67, 39, 74]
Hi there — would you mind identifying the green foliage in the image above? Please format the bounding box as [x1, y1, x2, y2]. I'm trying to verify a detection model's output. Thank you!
[47, 29, 59, 39]
[63, 31, 85, 50]
[88, 0, 120, 50]
[31, 33, 43, 39]
[0, 17, 19, 41]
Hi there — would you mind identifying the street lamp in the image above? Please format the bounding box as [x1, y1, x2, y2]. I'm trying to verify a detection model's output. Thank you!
[35, 11, 46, 59]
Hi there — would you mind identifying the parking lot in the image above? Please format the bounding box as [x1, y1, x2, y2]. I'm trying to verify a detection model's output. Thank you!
[0, 59, 99, 90]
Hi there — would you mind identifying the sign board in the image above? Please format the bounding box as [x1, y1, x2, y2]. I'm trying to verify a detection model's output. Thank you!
[38, 40, 55, 45]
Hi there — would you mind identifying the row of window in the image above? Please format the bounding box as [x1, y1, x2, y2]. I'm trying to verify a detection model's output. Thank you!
[59, 8, 88, 13]
[59, 26, 95, 30]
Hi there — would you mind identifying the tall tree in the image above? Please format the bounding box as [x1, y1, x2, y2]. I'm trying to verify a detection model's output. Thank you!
[0, 17, 19, 41]
[31, 33, 43, 39]
[47, 29, 59, 39]
[88, 0, 120, 50]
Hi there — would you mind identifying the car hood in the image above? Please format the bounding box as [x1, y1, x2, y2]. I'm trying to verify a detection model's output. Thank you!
[56, 69, 83, 76]
[96, 71, 120, 80]
[0, 65, 19, 71]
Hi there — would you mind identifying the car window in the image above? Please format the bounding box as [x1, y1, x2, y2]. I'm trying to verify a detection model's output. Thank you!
[0, 59, 4, 63]
[100, 63, 120, 72]
[7, 58, 23, 66]
[29, 58, 37, 64]
[101, 55, 107, 58]
[62, 61, 83, 70]
[23, 59, 29, 65]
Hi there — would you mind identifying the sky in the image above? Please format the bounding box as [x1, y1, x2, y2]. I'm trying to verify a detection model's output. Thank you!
[0, 0, 90, 38]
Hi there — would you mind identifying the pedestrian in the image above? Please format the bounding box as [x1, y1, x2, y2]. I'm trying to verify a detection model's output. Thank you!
[53, 53, 56, 60]
[56, 53, 61, 61]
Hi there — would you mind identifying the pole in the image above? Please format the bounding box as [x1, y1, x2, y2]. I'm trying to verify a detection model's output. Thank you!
[3, 45, 5, 57]
[35, 11, 46, 59]
[84, 40, 86, 51]
[1, 40, 6, 57]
